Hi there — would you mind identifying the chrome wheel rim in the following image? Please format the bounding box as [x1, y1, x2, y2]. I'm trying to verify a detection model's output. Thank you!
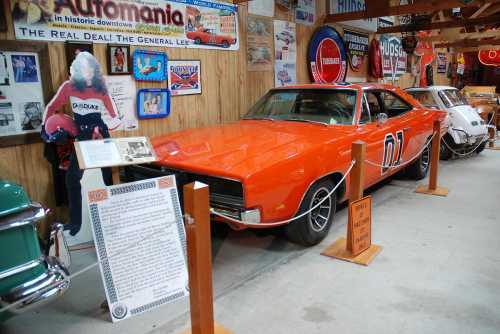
[308, 187, 332, 232]
[421, 145, 430, 172]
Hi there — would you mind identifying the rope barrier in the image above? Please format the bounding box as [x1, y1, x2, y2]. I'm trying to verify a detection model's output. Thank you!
[441, 134, 489, 157]
[210, 160, 356, 227]
[364, 133, 435, 169]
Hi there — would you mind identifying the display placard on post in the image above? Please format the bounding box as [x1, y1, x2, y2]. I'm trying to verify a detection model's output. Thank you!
[349, 196, 372, 256]
[75, 136, 157, 169]
[87, 175, 189, 322]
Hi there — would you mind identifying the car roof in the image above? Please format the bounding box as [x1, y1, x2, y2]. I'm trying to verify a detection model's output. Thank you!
[405, 86, 457, 91]
[273, 82, 395, 91]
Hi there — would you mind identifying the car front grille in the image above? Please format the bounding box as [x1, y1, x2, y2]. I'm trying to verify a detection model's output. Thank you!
[123, 164, 244, 217]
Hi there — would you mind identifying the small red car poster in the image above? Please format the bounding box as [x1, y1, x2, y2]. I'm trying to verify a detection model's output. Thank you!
[168, 60, 202, 96]
[308, 26, 347, 83]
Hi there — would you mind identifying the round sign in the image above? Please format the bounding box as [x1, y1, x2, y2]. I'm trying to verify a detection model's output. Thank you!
[308, 26, 347, 84]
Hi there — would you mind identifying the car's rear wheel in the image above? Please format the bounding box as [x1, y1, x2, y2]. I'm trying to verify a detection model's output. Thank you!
[222, 40, 229, 48]
[195, 37, 201, 44]
[406, 143, 430, 180]
[285, 179, 336, 246]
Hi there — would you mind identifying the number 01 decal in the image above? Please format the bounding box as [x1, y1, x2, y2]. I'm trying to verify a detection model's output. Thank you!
[382, 131, 404, 174]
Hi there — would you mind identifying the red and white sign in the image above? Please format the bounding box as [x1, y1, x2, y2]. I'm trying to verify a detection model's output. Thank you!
[478, 50, 500, 67]
[308, 26, 347, 84]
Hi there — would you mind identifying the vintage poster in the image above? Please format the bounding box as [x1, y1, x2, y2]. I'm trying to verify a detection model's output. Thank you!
[0, 50, 44, 137]
[380, 35, 407, 81]
[329, 0, 377, 32]
[10, 0, 239, 51]
[87, 175, 188, 322]
[274, 20, 296, 87]
[296, 0, 315, 26]
[437, 53, 448, 73]
[247, 16, 273, 71]
[104, 76, 138, 131]
[343, 30, 369, 72]
[248, 0, 275, 17]
[275, 61, 296, 87]
[168, 60, 202, 96]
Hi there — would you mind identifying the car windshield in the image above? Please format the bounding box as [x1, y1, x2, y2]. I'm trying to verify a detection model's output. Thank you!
[243, 89, 358, 125]
[408, 90, 440, 109]
[438, 89, 468, 108]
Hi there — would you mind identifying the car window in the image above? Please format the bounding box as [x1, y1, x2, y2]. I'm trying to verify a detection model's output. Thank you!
[364, 92, 383, 120]
[438, 89, 468, 108]
[359, 95, 371, 124]
[407, 91, 439, 109]
[243, 89, 358, 125]
[380, 91, 412, 118]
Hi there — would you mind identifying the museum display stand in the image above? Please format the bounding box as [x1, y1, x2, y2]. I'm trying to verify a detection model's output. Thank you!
[321, 141, 382, 266]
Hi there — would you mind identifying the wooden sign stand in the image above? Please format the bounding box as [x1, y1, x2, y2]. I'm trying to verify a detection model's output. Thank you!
[181, 182, 232, 334]
[321, 141, 382, 266]
[415, 120, 450, 196]
[486, 110, 500, 150]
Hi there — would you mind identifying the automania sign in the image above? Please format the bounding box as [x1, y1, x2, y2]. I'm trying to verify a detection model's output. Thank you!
[343, 30, 369, 72]
[10, 0, 239, 50]
[308, 26, 347, 84]
[379, 35, 407, 79]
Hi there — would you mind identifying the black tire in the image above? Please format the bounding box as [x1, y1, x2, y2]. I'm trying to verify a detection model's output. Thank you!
[195, 37, 201, 44]
[440, 137, 453, 160]
[285, 179, 336, 246]
[222, 40, 229, 48]
[475, 141, 486, 154]
[407, 143, 431, 180]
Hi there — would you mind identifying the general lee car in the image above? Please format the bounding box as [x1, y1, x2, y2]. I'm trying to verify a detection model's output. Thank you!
[125, 83, 446, 246]
[186, 28, 237, 48]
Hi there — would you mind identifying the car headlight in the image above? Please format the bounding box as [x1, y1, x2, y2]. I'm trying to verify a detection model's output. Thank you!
[241, 208, 261, 224]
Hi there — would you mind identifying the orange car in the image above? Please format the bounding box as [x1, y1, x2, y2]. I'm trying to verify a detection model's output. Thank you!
[125, 83, 446, 246]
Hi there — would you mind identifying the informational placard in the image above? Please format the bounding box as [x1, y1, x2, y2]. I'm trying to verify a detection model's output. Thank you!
[10, 0, 239, 51]
[274, 20, 296, 87]
[328, 0, 377, 32]
[87, 176, 189, 322]
[104, 76, 138, 131]
[308, 26, 347, 84]
[380, 35, 407, 81]
[296, 0, 316, 26]
[247, 16, 273, 71]
[248, 0, 275, 17]
[437, 53, 447, 74]
[343, 30, 369, 72]
[349, 196, 372, 256]
[0, 51, 44, 137]
[75, 137, 157, 169]
[168, 60, 202, 96]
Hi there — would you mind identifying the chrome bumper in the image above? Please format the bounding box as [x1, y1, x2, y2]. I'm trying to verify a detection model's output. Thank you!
[0, 256, 70, 315]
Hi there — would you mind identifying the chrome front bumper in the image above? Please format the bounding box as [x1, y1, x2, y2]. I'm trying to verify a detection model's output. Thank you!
[0, 256, 70, 315]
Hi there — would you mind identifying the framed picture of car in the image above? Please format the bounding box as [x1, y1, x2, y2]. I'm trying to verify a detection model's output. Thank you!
[132, 49, 167, 82]
[137, 88, 170, 119]
[107, 44, 131, 75]
[168, 60, 202, 96]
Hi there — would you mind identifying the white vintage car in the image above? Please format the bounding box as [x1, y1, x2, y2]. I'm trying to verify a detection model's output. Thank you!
[406, 86, 488, 159]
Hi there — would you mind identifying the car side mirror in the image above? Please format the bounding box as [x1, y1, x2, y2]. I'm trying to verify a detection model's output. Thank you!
[376, 113, 388, 125]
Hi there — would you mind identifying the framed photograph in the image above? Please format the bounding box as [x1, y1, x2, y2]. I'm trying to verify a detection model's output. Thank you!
[137, 88, 170, 119]
[107, 44, 131, 75]
[0, 41, 53, 148]
[133, 49, 167, 81]
[65, 41, 93, 71]
[168, 60, 202, 96]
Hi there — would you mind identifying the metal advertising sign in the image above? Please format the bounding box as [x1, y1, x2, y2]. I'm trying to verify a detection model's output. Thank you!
[437, 53, 447, 73]
[10, 0, 239, 50]
[379, 35, 407, 81]
[328, 0, 377, 32]
[308, 26, 347, 84]
[478, 50, 500, 67]
[343, 30, 369, 72]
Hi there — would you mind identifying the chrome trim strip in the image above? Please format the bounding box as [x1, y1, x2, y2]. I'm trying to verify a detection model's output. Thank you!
[0, 203, 45, 232]
[0, 259, 42, 280]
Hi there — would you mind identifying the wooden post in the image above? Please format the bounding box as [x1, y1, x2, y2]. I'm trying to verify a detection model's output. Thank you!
[415, 119, 449, 196]
[182, 182, 231, 334]
[428, 120, 441, 191]
[321, 140, 381, 266]
[347, 141, 366, 252]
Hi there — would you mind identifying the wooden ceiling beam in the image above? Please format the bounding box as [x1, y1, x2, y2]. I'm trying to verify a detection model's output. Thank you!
[435, 38, 500, 48]
[453, 46, 500, 52]
[324, 0, 500, 23]
[376, 14, 500, 33]
[421, 30, 500, 42]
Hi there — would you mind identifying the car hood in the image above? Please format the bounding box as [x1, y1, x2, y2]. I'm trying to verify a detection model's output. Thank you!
[448, 105, 482, 121]
[151, 120, 347, 180]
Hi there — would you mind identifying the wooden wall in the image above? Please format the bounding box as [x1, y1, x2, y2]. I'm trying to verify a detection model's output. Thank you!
[0, 0, 450, 231]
